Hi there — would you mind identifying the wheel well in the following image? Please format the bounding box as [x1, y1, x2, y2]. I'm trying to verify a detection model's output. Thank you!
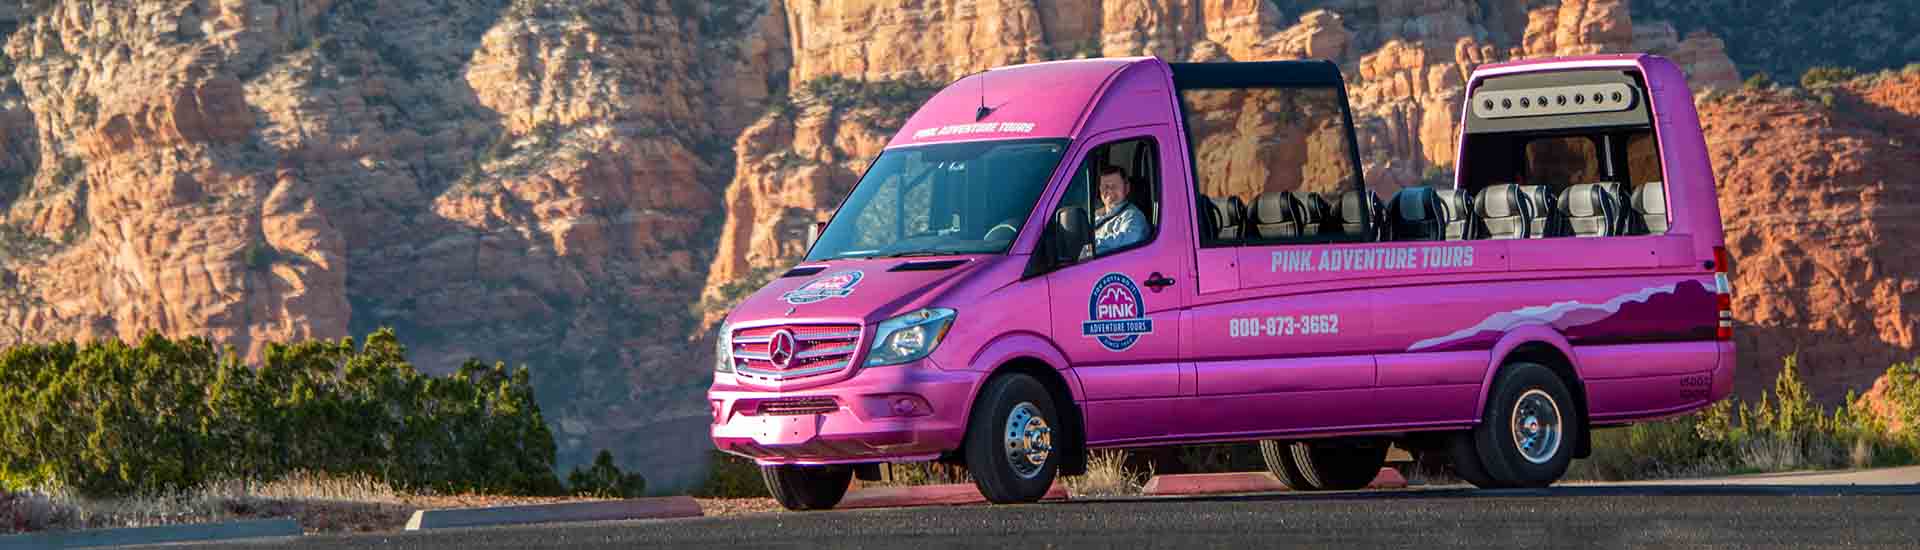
[973, 358, 1087, 476]
[1501, 342, 1592, 459]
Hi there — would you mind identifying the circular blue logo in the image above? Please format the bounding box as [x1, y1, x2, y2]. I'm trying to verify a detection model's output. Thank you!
[1082, 273, 1154, 351]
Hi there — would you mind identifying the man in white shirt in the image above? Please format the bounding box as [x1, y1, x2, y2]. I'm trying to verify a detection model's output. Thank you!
[1092, 166, 1147, 252]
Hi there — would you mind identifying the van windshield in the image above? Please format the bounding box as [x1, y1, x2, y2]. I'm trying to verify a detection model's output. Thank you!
[807, 138, 1069, 261]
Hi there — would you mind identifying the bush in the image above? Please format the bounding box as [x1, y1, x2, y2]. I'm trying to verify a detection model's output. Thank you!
[0, 329, 566, 498]
[566, 450, 646, 498]
[1573, 356, 1920, 481]
[1800, 66, 1859, 89]
[688, 451, 767, 498]
[1743, 72, 1773, 90]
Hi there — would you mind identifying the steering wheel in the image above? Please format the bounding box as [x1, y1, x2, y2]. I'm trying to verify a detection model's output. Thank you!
[984, 223, 1019, 241]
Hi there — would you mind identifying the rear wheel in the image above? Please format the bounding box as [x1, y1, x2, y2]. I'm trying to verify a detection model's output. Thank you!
[965, 374, 1061, 503]
[1456, 362, 1580, 488]
[1259, 439, 1388, 491]
[761, 465, 853, 511]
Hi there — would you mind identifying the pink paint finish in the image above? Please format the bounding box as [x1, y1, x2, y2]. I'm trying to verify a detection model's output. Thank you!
[711, 54, 1732, 471]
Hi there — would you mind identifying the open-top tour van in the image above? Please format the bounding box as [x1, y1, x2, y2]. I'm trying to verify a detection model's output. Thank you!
[709, 54, 1734, 510]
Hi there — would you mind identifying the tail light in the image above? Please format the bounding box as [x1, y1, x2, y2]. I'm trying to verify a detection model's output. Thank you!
[1713, 246, 1732, 341]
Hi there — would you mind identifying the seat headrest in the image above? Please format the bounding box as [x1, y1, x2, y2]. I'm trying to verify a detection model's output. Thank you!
[1560, 183, 1614, 217]
[1632, 182, 1667, 214]
[1252, 192, 1300, 224]
[1475, 184, 1526, 218]
[1391, 186, 1439, 221]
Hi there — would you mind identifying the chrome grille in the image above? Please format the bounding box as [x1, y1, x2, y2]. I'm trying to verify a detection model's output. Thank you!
[731, 324, 862, 382]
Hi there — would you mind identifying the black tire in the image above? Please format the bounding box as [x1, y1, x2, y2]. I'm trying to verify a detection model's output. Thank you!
[1258, 440, 1310, 490]
[1261, 439, 1387, 491]
[1447, 430, 1504, 488]
[965, 374, 1061, 503]
[761, 465, 853, 511]
[1469, 362, 1581, 488]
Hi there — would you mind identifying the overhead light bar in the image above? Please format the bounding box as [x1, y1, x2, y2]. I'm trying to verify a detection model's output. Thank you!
[1472, 82, 1639, 119]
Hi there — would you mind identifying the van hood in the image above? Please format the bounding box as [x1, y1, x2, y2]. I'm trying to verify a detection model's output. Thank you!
[723, 256, 996, 328]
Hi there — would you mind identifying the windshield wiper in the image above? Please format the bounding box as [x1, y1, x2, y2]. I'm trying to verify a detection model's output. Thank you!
[884, 250, 957, 258]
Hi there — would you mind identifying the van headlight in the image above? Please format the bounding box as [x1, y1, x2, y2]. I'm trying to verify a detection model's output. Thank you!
[865, 308, 956, 366]
[714, 325, 734, 373]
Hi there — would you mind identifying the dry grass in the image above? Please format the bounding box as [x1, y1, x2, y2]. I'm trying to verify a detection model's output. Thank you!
[1063, 450, 1148, 498]
[3, 472, 605, 535]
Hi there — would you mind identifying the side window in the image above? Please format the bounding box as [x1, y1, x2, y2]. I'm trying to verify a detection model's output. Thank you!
[1180, 86, 1370, 246]
[1041, 137, 1162, 267]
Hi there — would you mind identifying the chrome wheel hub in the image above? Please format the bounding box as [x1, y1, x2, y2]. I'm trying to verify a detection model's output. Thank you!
[1511, 389, 1563, 464]
[1004, 402, 1053, 479]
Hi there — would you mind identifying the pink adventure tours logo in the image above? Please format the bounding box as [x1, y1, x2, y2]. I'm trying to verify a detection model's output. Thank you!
[1083, 273, 1154, 351]
[782, 270, 864, 305]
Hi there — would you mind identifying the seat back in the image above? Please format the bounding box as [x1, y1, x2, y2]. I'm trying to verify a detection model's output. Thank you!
[1207, 195, 1246, 241]
[1519, 184, 1559, 238]
[1333, 189, 1384, 241]
[1387, 186, 1444, 241]
[1251, 191, 1305, 239]
[1287, 191, 1330, 237]
[1558, 183, 1622, 237]
[1594, 181, 1629, 235]
[1435, 188, 1475, 240]
[1630, 182, 1668, 235]
[1474, 184, 1531, 239]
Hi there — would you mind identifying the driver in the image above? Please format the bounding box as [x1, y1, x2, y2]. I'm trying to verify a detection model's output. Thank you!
[1092, 166, 1146, 252]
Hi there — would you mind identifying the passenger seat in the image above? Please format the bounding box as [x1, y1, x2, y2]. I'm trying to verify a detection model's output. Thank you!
[1333, 189, 1385, 241]
[1387, 186, 1445, 241]
[1519, 185, 1560, 238]
[1473, 184, 1531, 239]
[1287, 191, 1330, 237]
[1630, 182, 1668, 235]
[1207, 196, 1247, 241]
[1251, 192, 1306, 239]
[1435, 188, 1475, 240]
[1558, 183, 1622, 237]
[1594, 181, 1630, 235]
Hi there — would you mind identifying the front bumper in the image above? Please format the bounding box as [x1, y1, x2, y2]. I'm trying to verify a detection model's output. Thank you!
[709, 358, 981, 465]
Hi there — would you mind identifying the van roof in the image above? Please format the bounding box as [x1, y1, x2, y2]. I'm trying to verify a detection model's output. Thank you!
[1472, 53, 1659, 78]
[887, 57, 1147, 149]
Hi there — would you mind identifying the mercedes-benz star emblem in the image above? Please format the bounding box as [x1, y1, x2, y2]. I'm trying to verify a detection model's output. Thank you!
[767, 330, 797, 370]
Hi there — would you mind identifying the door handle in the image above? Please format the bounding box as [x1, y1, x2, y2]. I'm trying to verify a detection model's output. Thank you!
[1144, 272, 1176, 291]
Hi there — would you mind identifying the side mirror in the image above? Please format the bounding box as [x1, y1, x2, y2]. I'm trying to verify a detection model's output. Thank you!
[1051, 207, 1092, 264]
[805, 221, 826, 249]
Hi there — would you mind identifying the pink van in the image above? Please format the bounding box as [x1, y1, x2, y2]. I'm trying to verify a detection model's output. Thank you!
[710, 55, 1735, 510]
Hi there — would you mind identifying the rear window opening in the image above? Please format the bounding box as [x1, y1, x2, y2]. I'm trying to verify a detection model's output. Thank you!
[1455, 70, 1671, 239]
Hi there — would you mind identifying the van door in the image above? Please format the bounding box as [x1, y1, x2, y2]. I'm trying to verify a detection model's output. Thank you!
[1040, 129, 1188, 444]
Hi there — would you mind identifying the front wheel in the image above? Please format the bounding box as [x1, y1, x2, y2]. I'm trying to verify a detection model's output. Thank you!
[965, 374, 1061, 503]
[762, 465, 853, 510]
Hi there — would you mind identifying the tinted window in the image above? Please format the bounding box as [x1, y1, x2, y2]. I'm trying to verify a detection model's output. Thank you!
[1180, 87, 1367, 245]
[807, 139, 1068, 261]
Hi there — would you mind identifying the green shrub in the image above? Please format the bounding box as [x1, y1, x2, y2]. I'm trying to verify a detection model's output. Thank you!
[566, 450, 646, 498]
[1800, 66, 1859, 89]
[1743, 72, 1773, 90]
[688, 451, 767, 498]
[0, 329, 567, 498]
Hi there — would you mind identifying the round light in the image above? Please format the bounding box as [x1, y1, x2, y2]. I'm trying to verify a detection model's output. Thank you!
[1519, 97, 1530, 108]
[1574, 94, 1585, 104]
[1501, 98, 1512, 109]
[1592, 92, 1604, 103]
[1611, 91, 1624, 103]
[1537, 96, 1549, 107]
[1483, 99, 1494, 110]
[892, 398, 918, 416]
[1556, 95, 1567, 105]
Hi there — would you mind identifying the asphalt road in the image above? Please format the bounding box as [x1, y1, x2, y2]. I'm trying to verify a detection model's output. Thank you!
[177, 484, 1920, 550]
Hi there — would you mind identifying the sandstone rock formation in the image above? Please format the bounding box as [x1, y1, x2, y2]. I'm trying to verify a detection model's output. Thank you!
[1704, 71, 1920, 402]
